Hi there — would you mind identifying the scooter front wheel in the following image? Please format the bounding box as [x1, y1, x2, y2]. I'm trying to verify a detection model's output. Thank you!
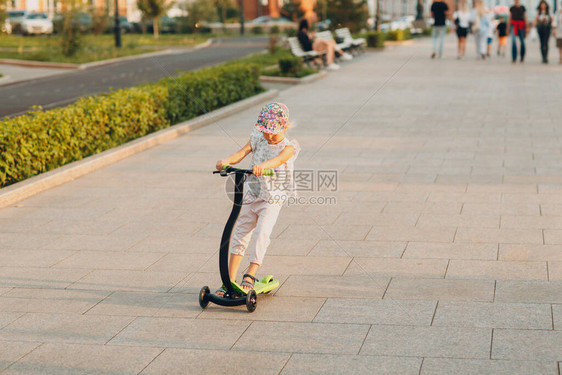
[199, 286, 210, 309]
[246, 289, 257, 312]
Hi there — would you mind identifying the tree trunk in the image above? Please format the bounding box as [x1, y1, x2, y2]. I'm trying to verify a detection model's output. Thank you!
[153, 16, 159, 39]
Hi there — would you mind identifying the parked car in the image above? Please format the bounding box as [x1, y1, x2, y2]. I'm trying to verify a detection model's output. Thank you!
[53, 12, 93, 33]
[105, 16, 133, 33]
[248, 16, 292, 24]
[20, 13, 53, 35]
[1, 19, 12, 34]
[380, 16, 414, 32]
[6, 10, 27, 34]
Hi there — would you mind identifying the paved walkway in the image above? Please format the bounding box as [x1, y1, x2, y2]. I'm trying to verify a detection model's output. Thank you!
[1, 34, 562, 374]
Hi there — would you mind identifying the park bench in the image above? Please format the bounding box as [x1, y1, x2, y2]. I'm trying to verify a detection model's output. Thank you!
[335, 27, 366, 54]
[287, 36, 326, 67]
[315, 30, 353, 53]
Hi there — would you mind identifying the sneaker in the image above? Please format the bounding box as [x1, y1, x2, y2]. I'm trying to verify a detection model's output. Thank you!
[341, 52, 353, 61]
[431, 52, 436, 59]
[327, 63, 340, 71]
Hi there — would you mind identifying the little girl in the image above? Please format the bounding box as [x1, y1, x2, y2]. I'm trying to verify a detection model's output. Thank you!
[215, 102, 299, 293]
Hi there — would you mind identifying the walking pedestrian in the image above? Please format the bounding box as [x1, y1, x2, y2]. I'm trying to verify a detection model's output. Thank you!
[497, 16, 508, 56]
[471, 1, 490, 60]
[486, 10, 497, 57]
[532, 0, 553, 63]
[431, 0, 449, 58]
[508, 0, 528, 63]
[556, 2, 562, 64]
[453, 1, 471, 59]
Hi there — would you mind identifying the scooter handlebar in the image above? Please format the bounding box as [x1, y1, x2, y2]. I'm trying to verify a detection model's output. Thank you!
[213, 165, 274, 177]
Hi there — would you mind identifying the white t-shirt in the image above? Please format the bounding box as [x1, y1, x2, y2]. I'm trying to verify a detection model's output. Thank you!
[245, 129, 300, 205]
[453, 10, 471, 28]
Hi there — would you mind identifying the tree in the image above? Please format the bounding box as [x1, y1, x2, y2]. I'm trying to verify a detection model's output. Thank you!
[0, 0, 8, 32]
[281, 0, 304, 22]
[326, 0, 368, 33]
[137, 0, 171, 39]
[183, 0, 217, 32]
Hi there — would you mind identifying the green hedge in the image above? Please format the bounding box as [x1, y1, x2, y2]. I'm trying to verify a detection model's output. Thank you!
[366, 31, 385, 48]
[0, 63, 262, 188]
[386, 28, 412, 41]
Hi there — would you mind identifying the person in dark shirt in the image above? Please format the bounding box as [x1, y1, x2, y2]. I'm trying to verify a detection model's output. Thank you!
[297, 19, 351, 70]
[496, 16, 508, 56]
[507, 0, 528, 63]
[431, 0, 449, 58]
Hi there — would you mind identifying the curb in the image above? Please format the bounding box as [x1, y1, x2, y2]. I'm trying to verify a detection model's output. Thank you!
[259, 71, 327, 85]
[0, 75, 12, 84]
[0, 88, 278, 209]
[0, 39, 214, 87]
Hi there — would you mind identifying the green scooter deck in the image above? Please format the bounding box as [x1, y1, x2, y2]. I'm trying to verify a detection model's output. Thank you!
[231, 275, 279, 296]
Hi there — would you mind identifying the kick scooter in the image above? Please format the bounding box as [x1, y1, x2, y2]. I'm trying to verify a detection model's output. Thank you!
[199, 166, 279, 312]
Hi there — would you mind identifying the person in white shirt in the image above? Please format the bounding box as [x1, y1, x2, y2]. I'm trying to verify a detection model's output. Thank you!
[486, 10, 498, 57]
[453, 1, 471, 59]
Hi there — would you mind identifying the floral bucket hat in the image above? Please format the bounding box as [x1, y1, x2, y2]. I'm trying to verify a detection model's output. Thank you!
[255, 102, 289, 134]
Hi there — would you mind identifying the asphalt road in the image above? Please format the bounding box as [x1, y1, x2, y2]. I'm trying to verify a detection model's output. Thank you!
[0, 36, 268, 118]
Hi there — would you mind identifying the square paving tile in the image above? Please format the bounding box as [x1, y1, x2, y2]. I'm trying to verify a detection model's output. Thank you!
[0, 341, 41, 372]
[495, 280, 562, 303]
[499, 244, 562, 261]
[0, 288, 110, 314]
[0, 250, 75, 268]
[281, 354, 422, 375]
[0, 313, 134, 344]
[454, 228, 543, 244]
[200, 255, 351, 276]
[0, 267, 91, 289]
[199, 296, 325, 322]
[2, 343, 163, 375]
[145, 253, 213, 273]
[384, 278, 495, 302]
[307, 240, 406, 257]
[128, 236, 219, 254]
[366, 226, 456, 242]
[420, 358, 557, 375]
[433, 301, 552, 329]
[45, 234, 147, 252]
[314, 298, 436, 325]
[403, 242, 498, 260]
[278, 224, 373, 241]
[68, 270, 188, 293]
[344, 258, 448, 278]
[548, 261, 562, 280]
[141, 348, 289, 375]
[360, 325, 492, 358]
[276, 275, 388, 299]
[492, 329, 562, 360]
[85, 291, 201, 318]
[109, 317, 249, 350]
[0, 312, 23, 329]
[446, 260, 547, 280]
[53, 251, 166, 270]
[233, 321, 369, 354]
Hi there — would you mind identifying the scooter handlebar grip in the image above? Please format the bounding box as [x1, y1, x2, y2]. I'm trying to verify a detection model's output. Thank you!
[263, 169, 275, 177]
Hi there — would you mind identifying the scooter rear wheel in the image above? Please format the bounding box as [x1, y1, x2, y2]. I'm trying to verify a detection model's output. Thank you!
[199, 286, 210, 309]
[246, 290, 257, 312]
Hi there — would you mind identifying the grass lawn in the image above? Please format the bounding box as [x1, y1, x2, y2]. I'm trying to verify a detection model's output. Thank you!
[225, 47, 293, 71]
[0, 33, 214, 64]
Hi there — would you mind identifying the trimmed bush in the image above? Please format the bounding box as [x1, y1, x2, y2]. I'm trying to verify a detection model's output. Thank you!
[386, 29, 412, 41]
[278, 56, 302, 75]
[366, 31, 385, 48]
[0, 63, 263, 188]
